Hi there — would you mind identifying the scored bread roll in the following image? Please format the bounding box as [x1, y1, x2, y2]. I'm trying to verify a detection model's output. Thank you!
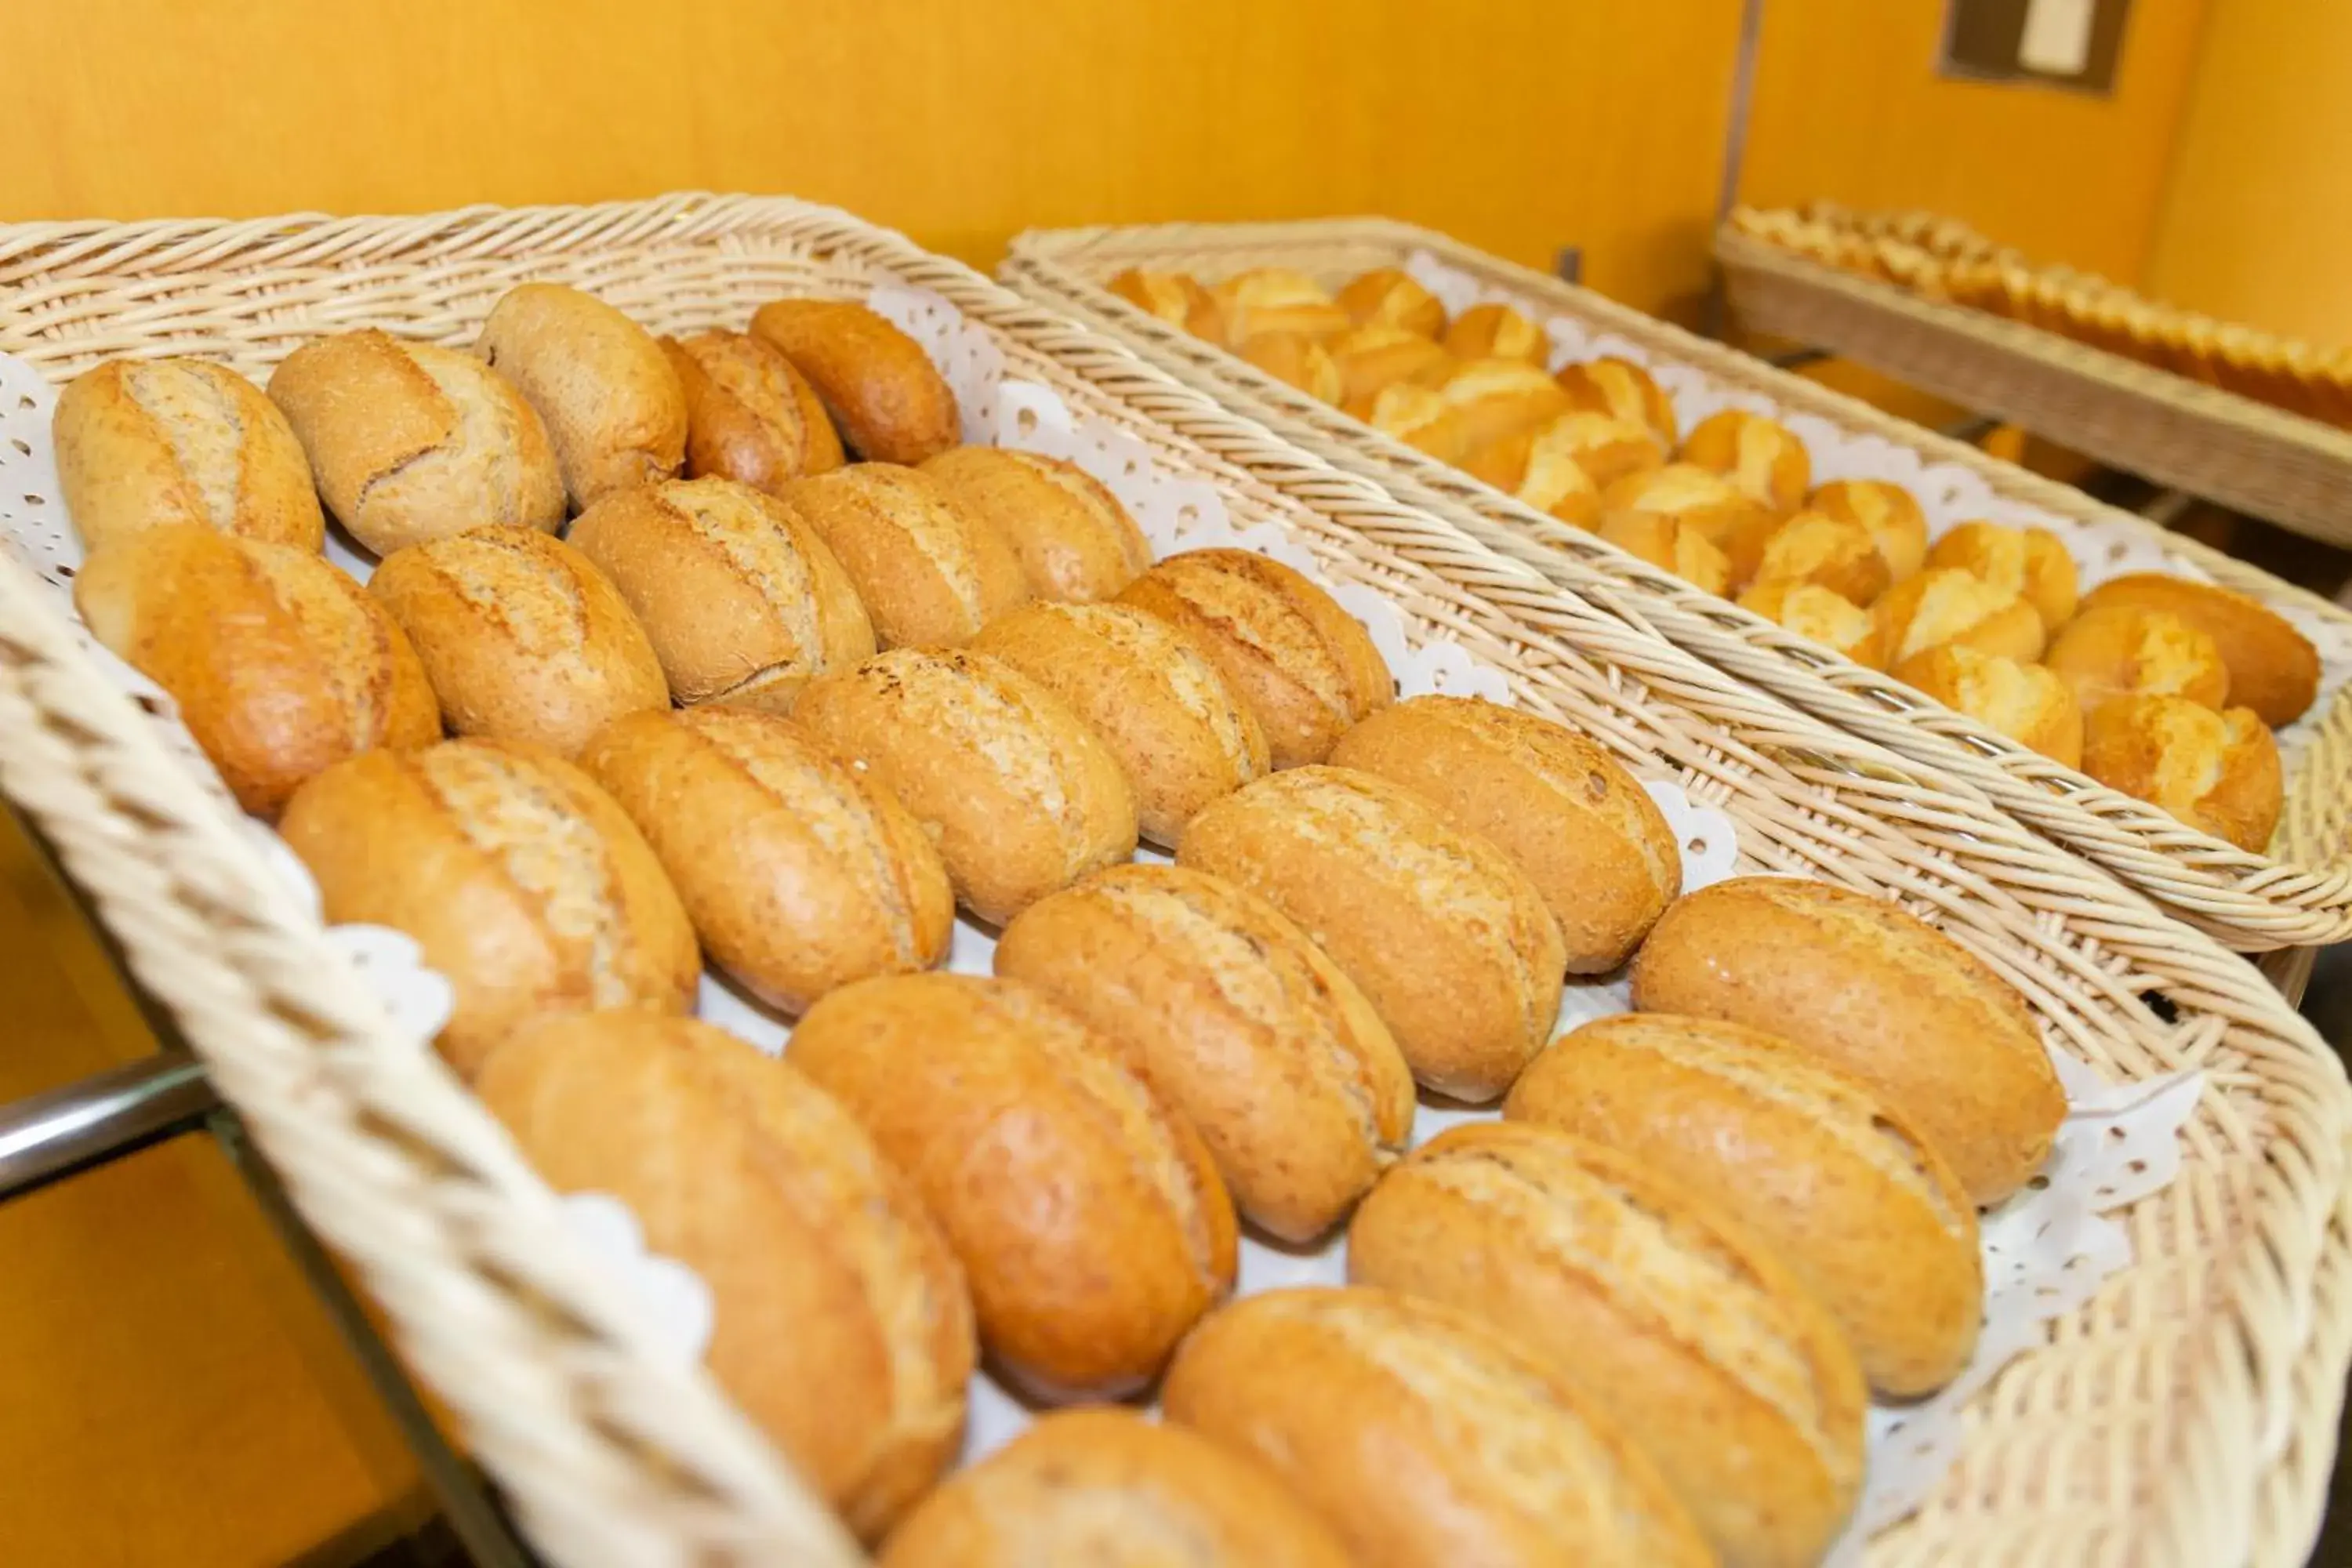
[1211, 267, 1349, 343]
[2083, 695, 2283, 851]
[1739, 579, 1887, 668]
[577, 707, 952, 1013]
[1746, 509, 1892, 602]
[659, 329, 844, 495]
[1335, 267, 1446, 337]
[1596, 510, 1733, 593]
[1808, 477, 1928, 582]
[1678, 408, 1812, 514]
[278, 739, 698, 1076]
[1554, 355, 1679, 446]
[782, 463, 1030, 648]
[1871, 567, 2048, 666]
[1348, 381, 1474, 465]
[1461, 427, 1602, 528]
[793, 647, 1137, 924]
[1163, 1286, 1714, 1568]
[1893, 644, 2083, 767]
[1506, 1013, 1984, 1396]
[368, 525, 670, 756]
[73, 524, 439, 815]
[1178, 766, 1566, 1102]
[1105, 267, 1228, 342]
[1525, 409, 1667, 491]
[1236, 331, 1342, 402]
[1348, 1122, 1867, 1568]
[789, 974, 1237, 1396]
[474, 282, 685, 509]
[1926, 521, 2080, 633]
[2079, 574, 2320, 726]
[1601, 463, 1777, 580]
[1443, 302, 1548, 365]
[1328, 322, 1453, 407]
[1327, 695, 1681, 971]
[750, 298, 960, 465]
[56, 358, 325, 553]
[920, 446, 1152, 604]
[2044, 604, 2229, 716]
[565, 477, 873, 710]
[267, 330, 565, 553]
[1430, 358, 1571, 453]
[995, 864, 1414, 1241]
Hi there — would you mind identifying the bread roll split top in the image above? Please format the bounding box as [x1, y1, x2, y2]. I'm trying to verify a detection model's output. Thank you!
[474, 282, 686, 509]
[783, 463, 1029, 648]
[1105, 268, 1226, 341]
[661, 328, 845, 494]
[2083, 695, 2282, 851]
[1927, 521, 2079, 633]
[2045, 604, 2230, 717]
[1740, 579, 1886, 669]
[920, 445, 1152, 603]
[1895, 644, 2083, 767]
[1872, 567, 2047, 666]
[2079, 572, 2319, 726]
[1679, 408, 1812, 514]
[1807, 477, 1928, 582]
[1443, 301, 1548, 365]
[750, 298, 961, 465]
[1554, 355, 1679, 445]
[1335, 267, 1446, 337]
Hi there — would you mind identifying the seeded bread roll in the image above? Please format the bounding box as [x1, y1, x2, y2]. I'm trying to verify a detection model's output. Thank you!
[1927, 521, 2080, 633]
[1893, 644, 2083, 767]
[73, 525, 439, 815]
[1210, 267, 1349, 344]
[972, 602, 1267, 845]
[56, 358, 325, 553]
[1163, 1286, 1715, 1568]
[1105, 268, 1228, 341]
[659, 329, 844, 495]
[564, 477, 873, 710]
[1596, 510, 1733, 593]
[1328, 322, 1453, 408]
[1429, 358, 1571, 453]
[1871, 567, 2048, 666]
[1116, 549, 1392, 770]
[1461, 426, 1602, 528]
[749, 298, 960, 465]
[789, 974, 1237, 1396]
[1679, 408, 1813, 514]
[1746, 510, 1893, 602]
[1739, 579, 1887, 668]
[1601, 463, 1777, 583]
[1525, 409, 1667, 492]
[1328, 695, 1680, 971]
[2078, 573, 2319, 725]
[1349, 1122, 1867, 1568]
[1236, 331, 1343, 403]
[1553, 356, 1679, 445]
[782, 464, 1029, 648]
[278, 739, 697, 1076]
[920, 446, 1152, 604]
[474, 283, 686, 508]
[1442, 302, 1548, 365]
[1506, 1013, 1984, 1395]
[476, 1014, 971, 1540]
[2045, 604, 2230, 716]
[2083, 695, 2283, 851]
[1808, 477, 1929, 582]
[1335, 267, 1446, 337]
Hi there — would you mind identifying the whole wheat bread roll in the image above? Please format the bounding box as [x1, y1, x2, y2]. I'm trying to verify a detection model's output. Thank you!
[2045, 604, 2230, 717]
[1928, 521, 2079, 633]
[1335, 267, 1446, 337]
[1807, 477, 1928, 582]
[782, 463, 1030, 648]
[1893, 644, 2083, 767]
[919, 446, 1152, 604]
[474, 282, 686, 509]
[1679, 408, 1812, 514]
[2078, 573, 2319, 726]
[659, 329, 844, 495]
[750, 298, 960, 464]
[1554, 355, 1679, 446]
[2083, 695, 2282, 851]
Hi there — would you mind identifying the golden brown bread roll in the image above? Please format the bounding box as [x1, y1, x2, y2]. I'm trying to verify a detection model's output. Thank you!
[1442, 301, 1548, 365]
[1678, 408, 1812, 514]
[564, 477, 874, 711]
[1335, 267, 1446, 338]
[1506, 1013, 1984, 1396]
[659, 329, 844, 495]
[1745, 509, 1893, 602]
[1429, 358, 1572, 453]
[1327, 321, 1453, 407]
[789, 974, 1237, 1396]
[919, 446, 1152, 604]
[1871, 567, 2048, 666]
[1236, 330, 1342, 402]
[1893, 644, 2083, 767]
[1738, 579, 1886, 668]
[2045, 604, 2229, 716]
[278, 739, 698, 1076]
[781, 463, 1030, 648]
[1348, 1122, 1867, 1568]
[1525, 408, 1667, 491]
[1927, 521, 2080, 633]
[792, 647, 1137, 924]
[1210, 267, 1349, 344]
[1595, 510, 1733, 593]
[2082, 695, 2283, 851]
[1461, 426, 1602, 528]
[995, 864, 1414, 1241]
[1553, 355, 1679, 445]
[56, 358, 325, 553]
[474, 282, 686, 509]
[1601, 463, 1777, 581]
[1807, 477, 1928, 582]
[750, 298, 960, 465]
[1163, 1286, 1715, 1568]
[73, 524, 438, 815]
[2078, 574, 2320, 726]
[1116, 549, 1392, 770]
[267, 330, 564, 554]
[1348, 381, 1474, 466]
[368, 525, 670, 756]
[1105, 267, 1228, 342]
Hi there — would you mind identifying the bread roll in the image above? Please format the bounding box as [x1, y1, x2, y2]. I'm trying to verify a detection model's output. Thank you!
[73, 525, 438, 815]
[2045, 604, 2229, 716]
[793, 648, 1136, 924]
[1808, 477, 1928, 581]
[781, 463, 1029, 648]
[56, 358, 325, 553]
[1738, 579, 1886, 668]
[1430, 358, 1571, 453]
[1349, 381, 1474, 465]
[1894, 644, 2083, 766]
[1328, 322, 1453, 407]
[1335, 267, 1446, 338]
[2078, 574, 2320, 725]
[1632, 875, 2063, 1203]
[971, 602, 1267, 844]
[1746, 509, 1892, 602]
[995, 864, 1414, 1240]
[278, 739, 698, 1076]
[1596, 511, 1732, 593]
[1210, 267, 1349, 343]
[1526, 409, 1667, 491]
[564, 477, 873, 710]
[1601, 463, 1776, 581]
[1871, 567, 2047, 666]
[1236, 330, 1342, 402]
[1116, 549, 1392, 769]
[2083, 695, 2283, 851]
[1163, 1286, 1714, 1568]
[1328, 695, 1679, 970]
[267, 330, 565, 554]
[1679, 408, 1812, 514]
[789, 974, 1236, 1396]
[1506, 1013, 1983, 1395]
[474, 283, 685, 508]
[1178, 766, 1565, 1101]
[1348, 1123, 1867, 1568]
[750, 298, 960, 465]
[1461, 427, 1602, 528]
[920, 446, 1151, 603]
[1443, 302, 1548, 365]
[1105, 268, 1228, 342]
[1927, 521, 2079, 633]
[368, 525, 669, 756]
[1554, 355, 1679, 445]
[659, 329, 845, 495]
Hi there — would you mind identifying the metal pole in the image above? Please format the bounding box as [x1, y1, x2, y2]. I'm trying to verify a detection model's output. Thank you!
[0, 1055, 216, 1201]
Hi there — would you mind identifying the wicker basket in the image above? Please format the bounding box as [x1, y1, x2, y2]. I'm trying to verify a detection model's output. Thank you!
[1001, 217, 2352, 953]
[0, 194, 2345, 1567]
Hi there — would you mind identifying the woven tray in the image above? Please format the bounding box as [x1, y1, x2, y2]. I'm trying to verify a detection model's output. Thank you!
[1001, 217, 2352, 953]
[0, 194, 2345, 1567]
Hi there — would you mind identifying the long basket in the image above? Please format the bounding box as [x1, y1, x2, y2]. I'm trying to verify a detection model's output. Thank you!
[1001, 216, 2352, 953]
[0, 194, 2345, 1566]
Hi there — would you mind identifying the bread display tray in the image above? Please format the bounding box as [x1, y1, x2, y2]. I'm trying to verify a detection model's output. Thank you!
[1002, 216, 2352, 953]
[0, 192, 2346, 1568]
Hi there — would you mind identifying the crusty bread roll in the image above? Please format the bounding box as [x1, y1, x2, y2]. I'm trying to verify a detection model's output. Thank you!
[1553, 355, 1679, 446]
[749, 298, 960, 465]
[781, 463, 1029, 648]
[1348, 381, 1473, 466]
[972, 602, 1267, 845]
[565, 477, 873, 710]
[1116, 549, 1392, 770]
[474, 282, 685, 509]
[2045, 604, 2229, 716]
[578, 707, 951, 1012]
[1429, 358, 1571, 453]
[1236, 330, 1342, 402]
[792, 648, 1137, 924]
[73, 524, 438, 815]
[1163, 1286, 1714, 1568]
[1461, 427, 1602, 528]
[920, 446, 1151, 604]
[996, 864, 1414, 1240]
[1927, 521, 2079, 633]
[1678, 408, 1812, 514]
[1178, 766, 1566, 1101]
[1105, 267, 1228, 342]
[1632, 875, 2063, 1204]
[1335, 267, 1446, 338]
[56, 358, 325, 553]
[278, 739, 697, 1076]
[1893, 644, 2083, 767]
[789, 974, 1236, 1396]
[1596, 510, 1733, 593]
[1739, 579, 1886, 668]
[1328, 322, 1453, 407]
[1507, 1013, 1983, 1396]
[659, 329, 844, 495]
[267, 329, 565, 554]
[1328, 695, 1680, 971]
[1442, 302, 1548, 365]
[1210, 267, 1349, 344]
[368, 525, 669, 756]
[1525, 408, 1667, 491]
[1746, 509, 1893, 602]
[1348, 1122, 1867, 1568]
[1807, 477, 1928, 582]
[476, 1014, 970, 1539]
[1601, 463, 1777, 581]
[2079, 574, 2320, 726]
[1871, 567, 2048, 666]
[2083, 695, 2283, 851]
